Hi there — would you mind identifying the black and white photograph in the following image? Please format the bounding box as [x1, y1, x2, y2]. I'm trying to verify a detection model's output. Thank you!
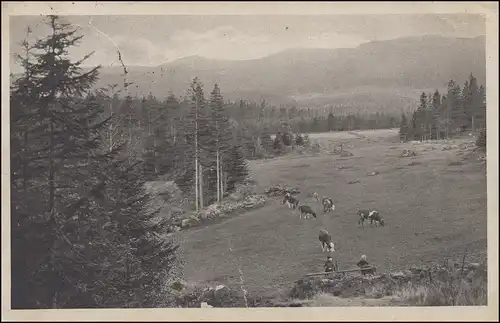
[2, 2, 498, 321]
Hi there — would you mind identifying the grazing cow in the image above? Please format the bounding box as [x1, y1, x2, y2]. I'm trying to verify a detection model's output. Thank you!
[282, 193, 299, 210]
[358, 209, 384, 227]
[357, 209, 371, 227]
[318, 229, 335, 252]
[312, 192, 320, 202]
[322, 197, 335, 213]
[298, 205, 317, 219]
[369, 211, 385, 227]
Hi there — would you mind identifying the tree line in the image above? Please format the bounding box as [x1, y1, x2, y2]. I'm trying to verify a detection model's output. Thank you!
[96, 79, 250, 209]
[399, 75, 486, 142]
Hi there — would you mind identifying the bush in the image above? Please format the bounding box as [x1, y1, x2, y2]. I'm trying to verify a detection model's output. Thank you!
[295, 134, 305, 146]
[476, 129, 486, 149]
[286, 259, 487, 306]
[282, 132, 293, 146]
[289, 279, 323, 300]
[395, 268, 487, 306]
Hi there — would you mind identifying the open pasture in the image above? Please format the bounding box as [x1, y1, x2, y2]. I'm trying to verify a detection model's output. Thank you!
[175, 131, 487, 299]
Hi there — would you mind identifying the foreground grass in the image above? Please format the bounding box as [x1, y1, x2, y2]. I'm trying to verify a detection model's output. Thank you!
[393, 265, 487, 306]
[172, 257, 487, 307]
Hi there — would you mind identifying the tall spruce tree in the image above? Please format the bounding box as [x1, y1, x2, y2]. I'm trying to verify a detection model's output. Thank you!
[183, 77, 206, 210]
[468, 73, 480, 132]
[432, 90, 442, 139]
[10, 15, 104, 308]
[10, 15, 180, 309]
[399, 113, 410, 142]
[446, 80, 463, 136]
[209, 84, 233, 202]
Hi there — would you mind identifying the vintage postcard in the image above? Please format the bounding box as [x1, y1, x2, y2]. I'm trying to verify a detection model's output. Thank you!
[2, 1, 498, 321]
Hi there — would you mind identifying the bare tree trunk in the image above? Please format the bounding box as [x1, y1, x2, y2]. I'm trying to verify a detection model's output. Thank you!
[48, 116, 59, 309]
[220, 162, 224, 200]
[148, 109, 152, 136]
[223, 171, 228, 195]
[22, 130, 28, 192]
[216, 150, 220, 203]
[199, 163, 204, 209]
[194, 115, 199, 212]
[128, 115, 132, 145]
[195, 157, 199, 212]
[109, 102, 113, 152]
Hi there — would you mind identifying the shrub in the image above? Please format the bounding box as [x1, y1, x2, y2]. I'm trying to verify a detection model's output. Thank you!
[394, 261, 487, 306]
[476, 128, 486, 149]
[295, 134, 305, 146]
[289, 278, 324, 300]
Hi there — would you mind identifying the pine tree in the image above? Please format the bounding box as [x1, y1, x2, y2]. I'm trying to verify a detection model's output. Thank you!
[477, 85, 487, 129]
[468, 73, 480, 132]
[399, 113, 409, 142]
[209, 84, 233, 203]
[10, 15, 106, 308]
[447, 80, 462, 136]
[412, 92, 428, 141]
[10, 15, 180, 309]
[432, 90, 442, 139]
[184, 77, 206, 210]
[225, 143, 249, 193]
[327, 112, 335, 132]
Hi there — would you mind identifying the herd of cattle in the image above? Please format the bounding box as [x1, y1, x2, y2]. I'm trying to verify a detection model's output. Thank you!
[281, 191, 385, 256]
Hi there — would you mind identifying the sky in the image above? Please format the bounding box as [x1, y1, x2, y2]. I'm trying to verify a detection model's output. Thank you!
[9, 14, 486, 73]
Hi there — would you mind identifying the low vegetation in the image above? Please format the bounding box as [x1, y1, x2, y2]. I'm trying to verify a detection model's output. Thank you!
[171, 257, 487, 307]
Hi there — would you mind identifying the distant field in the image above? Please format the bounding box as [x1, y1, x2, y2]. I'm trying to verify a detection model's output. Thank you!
[308, 128, 400, 141]
[271, 128, 400, 142]
[174, 131, 487, 300]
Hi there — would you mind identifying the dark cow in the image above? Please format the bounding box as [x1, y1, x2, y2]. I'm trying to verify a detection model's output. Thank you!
[282, 193, 300, 210]
[322, 197, 335, 213]
[358, 209, 384, 227]
[318, 229, 335, 252]
[369, 211, 385, 227]
[298, 205, 317, 219]
[357, 209, 371, 227]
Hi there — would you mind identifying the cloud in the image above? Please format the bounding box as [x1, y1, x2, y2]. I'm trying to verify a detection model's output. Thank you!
[168, 25, 276, 60]
[9, 14, 486, 72]
[300, 32, 368, 49]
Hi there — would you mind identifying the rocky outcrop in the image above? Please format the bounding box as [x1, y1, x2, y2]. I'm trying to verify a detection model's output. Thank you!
[264, 184, 300, 197]
[289, 260, 487, 301]
[401, 149, 417, 157]
[167, 194, 268, 233]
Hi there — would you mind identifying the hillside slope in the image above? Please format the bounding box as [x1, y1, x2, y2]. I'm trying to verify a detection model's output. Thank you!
[173, 132, 487, 299]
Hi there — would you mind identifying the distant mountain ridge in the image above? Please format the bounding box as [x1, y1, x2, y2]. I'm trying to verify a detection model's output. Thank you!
[62, 35, 490, 112]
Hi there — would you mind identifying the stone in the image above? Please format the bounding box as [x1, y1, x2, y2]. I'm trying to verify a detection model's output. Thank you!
[215, 284, 227, 292]
[180, 219, 190, 228]
[201, 302, 213, 308]
[390, 271, 405, 279]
